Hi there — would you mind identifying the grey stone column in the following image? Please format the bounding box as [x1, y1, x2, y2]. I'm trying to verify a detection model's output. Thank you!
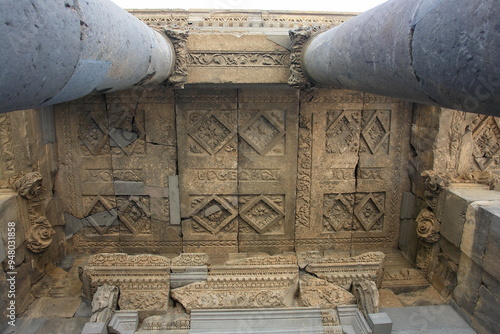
[301, 0, 499, 116]
[0, 0, 175, 114]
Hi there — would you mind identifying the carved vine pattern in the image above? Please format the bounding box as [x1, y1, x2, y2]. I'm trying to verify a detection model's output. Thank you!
[188, 52, 289, 67]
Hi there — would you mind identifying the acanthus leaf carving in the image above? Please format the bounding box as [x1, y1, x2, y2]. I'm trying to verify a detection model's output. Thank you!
[164, 26, 189, 89]
[415, 208, 440, 243]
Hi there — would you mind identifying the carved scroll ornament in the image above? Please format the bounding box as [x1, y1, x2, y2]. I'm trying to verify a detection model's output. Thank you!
[164, 26, 189, 88]
[415, 208, 440, 243]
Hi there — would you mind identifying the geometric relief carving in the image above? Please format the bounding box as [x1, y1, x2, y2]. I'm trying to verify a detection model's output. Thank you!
[191, 195, 238, 235]
[240, 111, 285, 155]
[325, 110, 361, 154]
[188, 111, 236, 155]
[360, 109, 391, 154]
[239, 195, 285, 234]
[323, 193, 354, 232]
[117, 196, 151, 235]
[323, 192, 385, 233]
[84, 196, 118, 235]
[78, 112, 109, 156]
[471, 116, 500, 170]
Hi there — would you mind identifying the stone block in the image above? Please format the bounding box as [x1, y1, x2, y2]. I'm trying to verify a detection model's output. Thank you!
[113, 181, 145, 196]
[472, 285, 500, 334]
[37, 317, 89, 334]
[190, 308, 324, 334]
[380, 305, 475, 333]
[171, 255, 299, 313]
[64, 212, 87, 239]
[367, 313, 392, 334]
[168, 175, 181, 225]
[337, 305, 372, 334]
[81, 253, 170, 319]
[24, 296, 81, 318]
[0, 318, 48, 334]
[81, 322, 108, 334]
[400, 192, 416, 219]
[435, 189, 470, 248]
[299, 273, 355, 308]
[454, 254, 482, 314]
[461, 200, 500, 265]
[398, 218, 418, 263]
[108, 311, 138, 334]
[482, 271, 500, 300]
[483, 230, 500, 280]
[170, 266, 208, 289]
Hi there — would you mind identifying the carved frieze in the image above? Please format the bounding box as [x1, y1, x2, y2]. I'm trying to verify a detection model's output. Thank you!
[0, 114, 15, 181]
[171, 253, 210, 270]
[171, 255, 299, 313]
[81, 253, 171, 315]
[305, 252, 386, 289]
[288, 27, 321, 89]
[299, 274, 355, 308]
[189, 52, 289, 67]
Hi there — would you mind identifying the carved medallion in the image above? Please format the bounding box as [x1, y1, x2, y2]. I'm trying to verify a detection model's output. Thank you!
[191, 195, 238, 235]
[240, 195, 284, 234]
[240, 111, 285, 155]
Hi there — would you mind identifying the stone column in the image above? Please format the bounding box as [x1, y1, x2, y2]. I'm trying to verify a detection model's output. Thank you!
[0, 0, 175, 114]
[301, 0, 499, 116]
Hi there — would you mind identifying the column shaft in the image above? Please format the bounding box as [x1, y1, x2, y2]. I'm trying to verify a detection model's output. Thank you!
[0, 0, 175, 114]
[302, 0, 499, 116]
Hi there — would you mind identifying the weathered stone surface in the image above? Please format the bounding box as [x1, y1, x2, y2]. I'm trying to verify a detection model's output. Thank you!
[472, 285, 500, 334]
[170, 253, 210, 272]
[81, 253, 170, 317]
[305, 252, 385, 289]
[461, 200, 500, 265]
[190, 308, 324, 334]
[353, 280, 379, 317]
[90, 285, 119, 324]
[299, 273, 355, 308]
[367, 313, 392, 334]
[171, 255, 299, 313]
[427, 253, 458, 299]
[437, 189, 500, 248]
[483, 230, 500, 282]
[108, 311, 139, 334]
[139, 312, 191, 332]
[170, 266, 208, 289]
[81, 322, 108, 334]
[453, 254, 483, 315]
[295, 89, 412, 251]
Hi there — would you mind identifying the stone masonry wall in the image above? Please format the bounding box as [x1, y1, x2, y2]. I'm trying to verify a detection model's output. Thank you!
[403, 105, 500, 334]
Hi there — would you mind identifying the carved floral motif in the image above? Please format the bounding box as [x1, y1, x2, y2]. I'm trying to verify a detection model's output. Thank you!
[189, 52, 289, 67]
[164, 26, 189, 88]
[415, 208, 440, 243]
[26, 216, 56, 253]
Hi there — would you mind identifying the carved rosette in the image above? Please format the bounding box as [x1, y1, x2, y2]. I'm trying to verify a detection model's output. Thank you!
[26, 217, 56, 253]
[164, 26, 189, 88]
[288, 27, 324, 89]
[415, 208, 440, 243]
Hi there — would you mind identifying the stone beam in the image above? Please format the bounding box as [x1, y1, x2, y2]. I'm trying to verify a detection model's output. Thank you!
[0, 0, 175, 114]
[301, 0, 499, 116]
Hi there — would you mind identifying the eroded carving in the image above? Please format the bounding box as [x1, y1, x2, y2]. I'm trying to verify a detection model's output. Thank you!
[299, 274, 355, 308]
[416, 208, 440, 243]
[305, 252, 386, 289]
[81, 253, 170, 315]
[189, 52, 289, 67]
[352, 280, 379, 318]
[164, 26, 189, 88]
[288, 27, 321, 89]
[90, 284, 119, 323]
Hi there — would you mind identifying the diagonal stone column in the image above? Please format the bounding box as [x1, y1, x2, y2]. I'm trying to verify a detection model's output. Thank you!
[300, 0, 499, 116]
[0, 0, 175, 114]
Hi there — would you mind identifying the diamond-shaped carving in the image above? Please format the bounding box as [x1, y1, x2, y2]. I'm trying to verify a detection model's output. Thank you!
[192, 196, 237, 235]
[189, 112, 235, 155]
[361, 111, 389, 154]
[84, 196, 117, 235]
[78, 113, 109, 156]
[240, 112, 285, 155]
[472, 117, 500, 170]
[325, 110, 360, 154]
[118, 196, 150, 235]
[240, 195, 284, 234]
[323, 194, 353, 232]
[354, 194, 383, 231]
